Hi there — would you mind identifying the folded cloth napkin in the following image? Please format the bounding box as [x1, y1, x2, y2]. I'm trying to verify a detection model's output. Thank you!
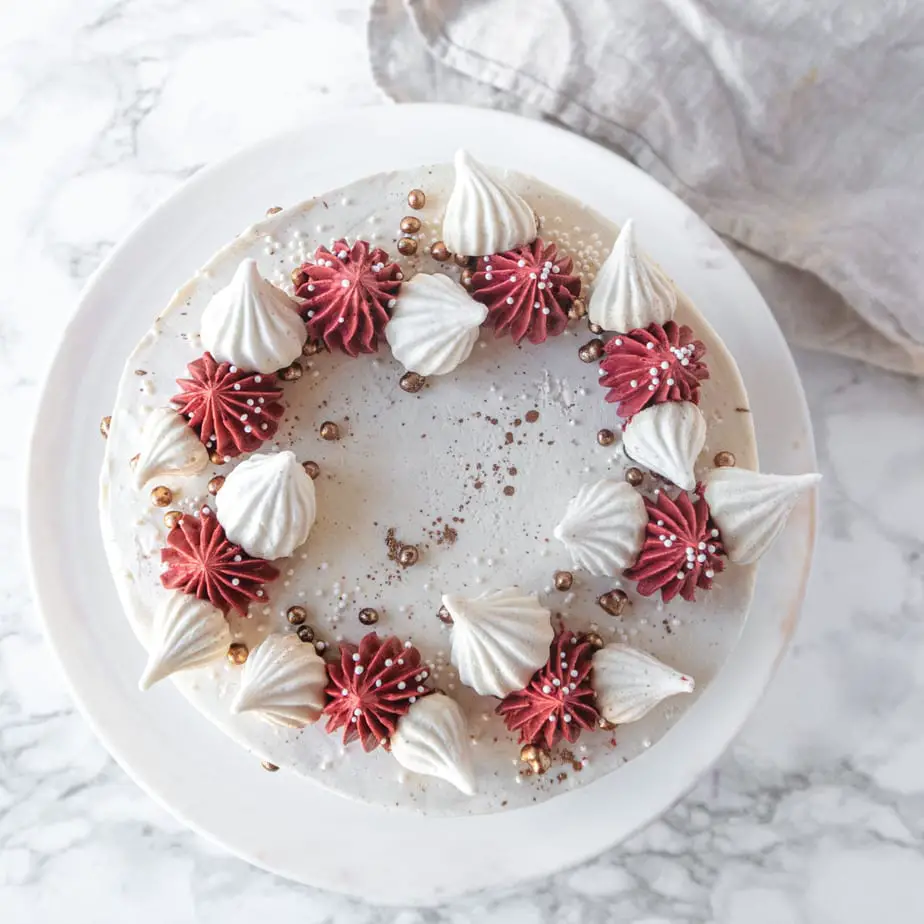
[369, 0, 924, 376]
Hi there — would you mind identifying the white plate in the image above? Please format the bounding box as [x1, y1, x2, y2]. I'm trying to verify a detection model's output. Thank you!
[25, 103, 816, 906]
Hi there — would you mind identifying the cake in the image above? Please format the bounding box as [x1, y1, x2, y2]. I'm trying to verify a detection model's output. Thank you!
[99, 152, 819, 815]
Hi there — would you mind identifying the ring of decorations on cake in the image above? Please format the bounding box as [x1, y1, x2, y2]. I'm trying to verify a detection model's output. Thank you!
[121, 150, 821, 796]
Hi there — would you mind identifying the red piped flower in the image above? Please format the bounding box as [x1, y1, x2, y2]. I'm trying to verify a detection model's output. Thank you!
[599, 321, 708, 419]
[294, 239, 402, 356]
[496, 631, 600, 749]
[624, 489, 725, 603]
[171, 352, 284, 459]
[471, 239, 581, 344]
[160, 506, 279, 616]
[323, 633, 431, 752]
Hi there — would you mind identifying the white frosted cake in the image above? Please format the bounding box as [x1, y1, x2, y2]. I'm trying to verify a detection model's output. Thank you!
[99, 153, 819, 815]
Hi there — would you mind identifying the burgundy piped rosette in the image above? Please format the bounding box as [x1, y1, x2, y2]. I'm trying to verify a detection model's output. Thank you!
[160, 506, 280, 616]
[294, 239, 403, 357]
[496, 630, 600, 749]
[624, 487, 725, 603]
[599, 321, 708, 419]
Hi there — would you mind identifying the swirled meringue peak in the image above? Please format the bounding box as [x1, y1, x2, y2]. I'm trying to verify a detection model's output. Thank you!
[442, 150, 538, 257]
[554, 480, 647, 577]
[592, 643, 694, 725]
[623, 401, 706, 490]
[444, 587, 553, 698]
[704, 467, 821, 564]
[391, 693, 476, 795]
[215, 450, 316, 560]
[139, 592, 231, 690]
[588, 219, 677, 332]
[231, 633, 327, 728]
[385, 273, 487, 376]
[134, 406, 209, 488]
[200, 259, 306, 374]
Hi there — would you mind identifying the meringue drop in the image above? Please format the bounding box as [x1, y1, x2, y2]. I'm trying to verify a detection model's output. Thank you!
[592, 643, 695, 725]
[134, 406, 209, 488]
[588, 219, 677, 332]
[390, 693, 476, 795]
[200, 259, 306, 374]
[442, 150, 538, 257]
[385, 273, 487, 375]
[139, 593, 231, 690]
[704, 467, 821, 564]
[231, 633, 327, 728]
[623, 401, 706, 490]
[443, 587, 553, 698]
[215, 451, 316, 560]
[554, 480, 647, 577]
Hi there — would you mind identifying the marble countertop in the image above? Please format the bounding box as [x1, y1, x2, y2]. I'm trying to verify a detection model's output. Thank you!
[3, 2, 922, 921]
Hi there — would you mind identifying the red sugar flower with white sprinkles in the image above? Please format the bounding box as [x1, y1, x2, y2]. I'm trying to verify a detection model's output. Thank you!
[624, 488, 725, 603]
[496, 630, 600, 749]
[599, 321, 708, 419]
[294, 239, 403, 357]
[323, 633, 432, 752]
[160, 506, 279, 616]
[471, 238, 581, 344]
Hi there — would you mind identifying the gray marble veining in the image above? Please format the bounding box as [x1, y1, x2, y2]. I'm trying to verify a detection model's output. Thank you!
[2, 2, 922, 921]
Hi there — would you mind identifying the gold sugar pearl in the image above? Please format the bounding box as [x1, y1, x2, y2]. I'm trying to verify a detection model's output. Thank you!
[209, 450, 225, 466]
[568, 298, 587, 321]
[400, 215, 421, 234]
[297, 625, 316, 644]
[207, 475, 225, 495]
[520, 744, 552, 775]
[266, 206, 283, 216]
[261, 760, 279, 771]
[150, 485, 173, 507]
[278, 361, 303, 382]
[453, 253, 473, 268]
[597, 589, 629, 617]
[399, 372, 426, 394]
[553, 570, 574, 591]
[100, 415, 111, 439]
[599, 716, 617, 731]
[584, 632, 605, 650]
[227, 643, 249, 665]
[291, 267, 309, 289]
[407, 189, 426, 209]
[358, 607, 380, 626]
[286, 605, 307, 626]
[163, 510, 183, 529]
[437, 605, 454, 625]
[588, 322, 603, 335]
[398, 545, 419, 567]
[302, 338, 324, 356]
[714, 450, 737, 468]
[597, 428, 616, 446]
[578, 338, 604, 363]
[302, 460, 320, 479]
[460, 268, 474, 289]
[397, 237, 418, 256]
[429, 241, 451, 262]
[319, 421, 340, 441]
[625, 467, 644, 487]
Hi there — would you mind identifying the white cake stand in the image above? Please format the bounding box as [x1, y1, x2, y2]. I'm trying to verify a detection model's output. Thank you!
[25, 104, 817, 906]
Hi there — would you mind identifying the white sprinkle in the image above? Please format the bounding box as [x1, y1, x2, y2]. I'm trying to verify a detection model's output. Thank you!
[661, 361, 669, 369]
[506, 297, 514, 304]
[705, 569, 715, 578]
[542, 307, 551, 315]
[341, 279, 349, 287]
[354, 666, 364, 675]
[397, 681, 406, 690]
[711, 528, 720, 537]
[231, 578, 240, 586]
[485, 273, 493, 281]
[537, 282, 546, 290]
[676, 571, 685, 580]
[352, 653, 360, 662]
[517, 259, 526, 267]
[564, 714, 572, 723]
[614, 338, 623, 346]
[388, 298, 397, 308]
[384, 659, 393, 667]
[697, 554, 706, 562]
[629, 379, 638, 388]
[646, 342, 654, 350]
[542, 685, 551, 694]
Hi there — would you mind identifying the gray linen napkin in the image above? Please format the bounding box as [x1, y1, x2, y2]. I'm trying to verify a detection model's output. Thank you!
[369, 0, 924, 375]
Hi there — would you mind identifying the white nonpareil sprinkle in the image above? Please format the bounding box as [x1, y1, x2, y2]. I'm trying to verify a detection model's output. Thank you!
[354, 666, 364, 675]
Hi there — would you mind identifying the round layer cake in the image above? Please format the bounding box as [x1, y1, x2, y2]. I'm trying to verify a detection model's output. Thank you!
[99, 155, 817, 815]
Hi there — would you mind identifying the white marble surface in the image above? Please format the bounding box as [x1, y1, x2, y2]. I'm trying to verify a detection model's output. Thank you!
[2, 2, 923, 921]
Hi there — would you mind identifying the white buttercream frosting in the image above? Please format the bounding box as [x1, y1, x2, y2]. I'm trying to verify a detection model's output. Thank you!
[200, 258, 306, 374]
[704, 467, 821, 564]
[623, 401, 706, 490]
[554, 479, 647, 576]
[441, 150, 538, 257]
[231, 633, 327, 728]
[385, 273, 487, 376]
[588, 219, 677, 332]
[134, 407, 209, 488]
[592, 643, 695, 725]
[391, 693, 476, 795]
[215, 450, 316, 560]
[139, 593, 231, 690]
[444, 587, 553, 698]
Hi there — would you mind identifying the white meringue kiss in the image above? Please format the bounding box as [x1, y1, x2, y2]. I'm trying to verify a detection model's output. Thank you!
[623, 401, 706, 490]
[200, 258, 306, 374]
[216, 451, 316, 560]
[441, 150, 538, 257]
[385, 273, 486, 376]
[134, 407, 209, 488]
